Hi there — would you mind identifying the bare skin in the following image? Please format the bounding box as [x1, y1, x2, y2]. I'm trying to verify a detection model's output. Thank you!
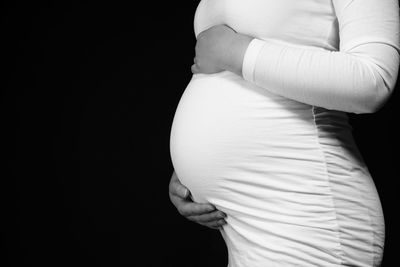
[191, 24, 253, 76]
[169, 24, 253, 229]
[169, 171, 227, 229]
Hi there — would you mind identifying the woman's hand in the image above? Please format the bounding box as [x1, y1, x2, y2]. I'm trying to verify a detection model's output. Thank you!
[169, 171, 227, 230]
[191, 24, 253, 76]
[191, 24, 236, 74]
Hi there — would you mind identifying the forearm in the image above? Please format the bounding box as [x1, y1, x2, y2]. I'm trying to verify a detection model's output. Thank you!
[222, 32, 399, 114]
[244, 38, 398, 113]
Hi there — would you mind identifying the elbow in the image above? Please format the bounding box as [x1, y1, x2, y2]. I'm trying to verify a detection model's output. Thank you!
[352, 77, 393, 114]
[349, 47, 399, 114]
[356, 94, 387, 114]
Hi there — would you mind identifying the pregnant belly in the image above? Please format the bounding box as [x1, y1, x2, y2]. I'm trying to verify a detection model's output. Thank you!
[169, 71, 384, 266]
[169, 71, 328, 204]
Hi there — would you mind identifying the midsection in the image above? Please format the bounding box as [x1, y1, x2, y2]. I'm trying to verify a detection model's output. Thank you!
[169, 71, 354, 204]
[169, 72, 382, 264]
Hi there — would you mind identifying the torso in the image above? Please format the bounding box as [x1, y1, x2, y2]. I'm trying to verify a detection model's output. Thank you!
[169, 1, 384, 266]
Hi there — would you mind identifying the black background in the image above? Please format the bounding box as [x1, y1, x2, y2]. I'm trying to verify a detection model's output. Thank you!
[1, 1, 398, 266]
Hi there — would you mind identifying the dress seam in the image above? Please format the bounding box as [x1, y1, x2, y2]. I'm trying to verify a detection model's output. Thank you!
[334, 129, 376, 266]
[310, 105, 344, 266]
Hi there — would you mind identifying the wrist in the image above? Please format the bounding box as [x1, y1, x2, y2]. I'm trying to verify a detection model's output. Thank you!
[222, 32, 253, 76]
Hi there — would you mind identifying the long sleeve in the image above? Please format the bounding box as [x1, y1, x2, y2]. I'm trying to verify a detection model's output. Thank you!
[241, 0, 400, 114]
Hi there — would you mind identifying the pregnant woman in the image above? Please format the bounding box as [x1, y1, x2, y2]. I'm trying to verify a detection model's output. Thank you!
[169, 0, 399, 266]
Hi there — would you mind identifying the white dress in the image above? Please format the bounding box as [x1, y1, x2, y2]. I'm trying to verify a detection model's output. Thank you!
[169, 0, 400, 266]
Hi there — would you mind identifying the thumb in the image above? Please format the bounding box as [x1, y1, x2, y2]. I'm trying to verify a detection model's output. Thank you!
[173, 176, 190, 198]
[171, 177, 190, 199]
[191, 63, 200, 74]
[179, 186, 189, 199]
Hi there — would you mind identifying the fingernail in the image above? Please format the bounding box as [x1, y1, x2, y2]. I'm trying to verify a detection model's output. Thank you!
[207, 206, 216, 211]
[183, 189, 188, 197]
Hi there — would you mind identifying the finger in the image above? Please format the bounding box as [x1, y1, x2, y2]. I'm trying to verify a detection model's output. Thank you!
[169, 191, 192, 208]
[170, 178, 189, 199]
[201, 219, 227, 229]
[174, 183, 189, 199]
[170, 192, 215, 216]
[191, 63, 200, 74]
[170, 171, 179, 182]
[178, 201, 216, 217]
[187, 210, 227, 223]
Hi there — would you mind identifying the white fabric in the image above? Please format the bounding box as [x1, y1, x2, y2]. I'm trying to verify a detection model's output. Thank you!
[239, 0, 400, 114]
[241, 38, 265, 83]
[170, 0, 399, 266]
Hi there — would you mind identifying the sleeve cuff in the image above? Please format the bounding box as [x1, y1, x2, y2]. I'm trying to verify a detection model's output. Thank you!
[242, 38, 265, 83]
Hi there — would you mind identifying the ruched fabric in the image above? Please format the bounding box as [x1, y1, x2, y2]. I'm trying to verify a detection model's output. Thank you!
[170, 72, 384, 266]
[170, 0, 397, 266]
